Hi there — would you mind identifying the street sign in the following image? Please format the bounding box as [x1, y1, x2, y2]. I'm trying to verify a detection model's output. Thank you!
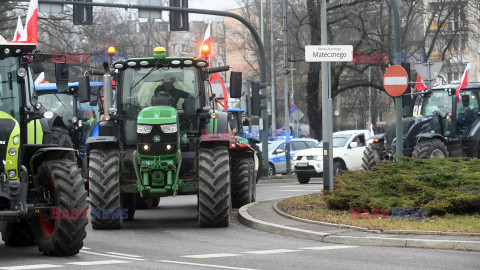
[305, 45, 353, 62]
[383, 65, 409, 97]
[139, 0, 162, 19]
[413, 62, 443, 88]
[291, 109, 304, 120]
[290, 104, 297, 112]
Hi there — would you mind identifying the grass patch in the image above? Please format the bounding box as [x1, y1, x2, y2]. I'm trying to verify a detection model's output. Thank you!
[278, 193, 480, 233]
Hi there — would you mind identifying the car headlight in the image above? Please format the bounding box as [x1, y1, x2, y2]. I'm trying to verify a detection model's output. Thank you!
[161, 124, 177, 133]
[293, 155, 298, 161]
[315, 155, 323, 161]
[137, 124, 153, 134]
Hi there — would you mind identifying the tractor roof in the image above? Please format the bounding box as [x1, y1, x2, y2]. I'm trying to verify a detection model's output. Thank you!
[112, 57, 209, 70]
[433, 83, 480, 91]
[0, 40, 36, 58]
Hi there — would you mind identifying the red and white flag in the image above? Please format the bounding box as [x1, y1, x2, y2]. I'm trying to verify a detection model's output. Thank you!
[34, 71, 45, 84]
[13, 16, 24, 42]
[198, 22, 211, 59]
[18, 0, 38, 43]
[456, 63, 471, 103]
[415, 74, 428, 91]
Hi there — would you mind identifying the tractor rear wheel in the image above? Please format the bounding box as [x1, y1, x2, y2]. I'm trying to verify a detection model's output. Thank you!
[34, 159, 87, 256]
[51, 126, 75, 161]
[0, 217, 36, 246]
[198, 146, 231, 227]
[89, 149, 123, 229]
[362, 142, 385, 171]
[231, 158, 253, 208]
[412, 139, 449, 159]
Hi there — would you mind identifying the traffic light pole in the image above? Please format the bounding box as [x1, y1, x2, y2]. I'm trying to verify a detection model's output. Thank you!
[6, 0, 271, 175]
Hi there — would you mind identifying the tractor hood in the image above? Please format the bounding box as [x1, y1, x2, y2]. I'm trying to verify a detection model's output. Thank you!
[137, 106, 177, 125]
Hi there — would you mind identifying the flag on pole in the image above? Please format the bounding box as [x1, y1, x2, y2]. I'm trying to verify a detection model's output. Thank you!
[415, 74, 428, 91]
[34, 71, 45, 84]
[369, 123, 375, 137]
[198, 22, 211, 60]
[18, 0, 38, 43]
[456, 63, 471, 103]
[13, 16, 24, 42]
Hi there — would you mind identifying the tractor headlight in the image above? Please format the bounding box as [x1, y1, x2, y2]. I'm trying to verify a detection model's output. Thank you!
[9, 148, 16, 156]
[137, 124, 153, 134]
[8, 170, 16, 178]
[161, 124, 177, 133]
[165, 144, 172, 151]
[13, 136, 19, 145]
[142, 144, 151, 151]
[315, 155, 323, 161]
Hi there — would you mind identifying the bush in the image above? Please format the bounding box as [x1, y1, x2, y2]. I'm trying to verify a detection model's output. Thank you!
[323, 157, 480, 215]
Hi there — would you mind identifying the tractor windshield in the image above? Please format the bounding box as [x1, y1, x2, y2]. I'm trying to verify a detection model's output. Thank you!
[0, 57, 21, 121]
[421, 90, 452, 116]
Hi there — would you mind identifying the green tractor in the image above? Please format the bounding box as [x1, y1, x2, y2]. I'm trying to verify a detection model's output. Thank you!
[82, 47, 256, 229]
[0, 40, 87, 255]
[363, 83, 480, 169]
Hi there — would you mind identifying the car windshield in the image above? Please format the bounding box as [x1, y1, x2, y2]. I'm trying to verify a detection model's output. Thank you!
[421, 90, 452, 115]
[316, 134, 352, 148]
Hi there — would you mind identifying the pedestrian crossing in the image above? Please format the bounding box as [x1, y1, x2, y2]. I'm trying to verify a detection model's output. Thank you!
[0, 245, 357, 269]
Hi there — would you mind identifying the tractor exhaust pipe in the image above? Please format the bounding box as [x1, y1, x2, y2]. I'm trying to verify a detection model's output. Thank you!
[103, 62, 113, 116]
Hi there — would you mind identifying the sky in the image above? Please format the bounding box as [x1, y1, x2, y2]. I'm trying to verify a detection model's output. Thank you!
[188, 0, 241, 21]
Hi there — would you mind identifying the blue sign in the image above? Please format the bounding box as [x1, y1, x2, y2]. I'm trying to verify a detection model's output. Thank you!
[290, 104, 297, 112]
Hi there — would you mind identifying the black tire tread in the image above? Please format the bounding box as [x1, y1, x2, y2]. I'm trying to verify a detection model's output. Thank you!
[412, 139, 449, 159]
[362, 143, 385, 171]
[51, 126, 75, 161]
[297, 175, 310, 184]
[198, 146, 231, 227]
[231, 158, 252, 208]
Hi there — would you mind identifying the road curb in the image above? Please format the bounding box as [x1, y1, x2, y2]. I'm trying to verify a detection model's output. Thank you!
[238, 201, 480, 252]
[273, 202, 480, 237]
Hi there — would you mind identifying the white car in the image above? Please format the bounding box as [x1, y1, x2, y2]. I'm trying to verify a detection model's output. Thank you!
[292, 130, 372, 184]
[260, 138, 318, 176]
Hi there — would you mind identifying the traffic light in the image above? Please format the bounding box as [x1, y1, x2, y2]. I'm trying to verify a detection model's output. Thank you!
[55, 63, 69, 92]
[169, 0, 189, 31]
[73, 0, 93, 25]
[251, 82, 267, 116]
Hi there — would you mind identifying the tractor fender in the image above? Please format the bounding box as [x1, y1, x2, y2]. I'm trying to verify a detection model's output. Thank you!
[86, 136, 121, 150]
[464, 118, 480, 158]
[217, 112, 229, 134]
[29, 147, 77, 186]
[415, 133, 446, 144]
[199, 112, 230, 148]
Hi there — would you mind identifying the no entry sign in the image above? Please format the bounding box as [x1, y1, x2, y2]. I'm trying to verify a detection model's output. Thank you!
[383, 65, 409, 97]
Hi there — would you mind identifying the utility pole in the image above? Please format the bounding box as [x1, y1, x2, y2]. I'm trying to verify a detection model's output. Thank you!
[260, 0, 264, 44]
[367, 67, 372, 129]
[391, 0, 403, 158]
[290, 58, 296, 136]
[270, 0, 277, 135]
[282, 0, 291, 174]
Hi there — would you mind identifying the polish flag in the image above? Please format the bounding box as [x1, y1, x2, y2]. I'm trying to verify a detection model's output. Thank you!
[18, 0, 38, 43]
[13, 16, 24, 42]
[34, 72, 45, 84]
[456, 63, 471, 103]
[198, 22, 211, 60]
[415, 75, 428, 91]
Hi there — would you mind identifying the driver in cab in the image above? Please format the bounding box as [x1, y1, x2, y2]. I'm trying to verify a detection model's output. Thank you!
[151, 80, 190, 108]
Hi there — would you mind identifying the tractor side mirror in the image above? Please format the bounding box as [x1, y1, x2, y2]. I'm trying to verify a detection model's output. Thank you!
[78, 76, 91, 103]
[55, 63, 69, 92]
[230, 71, 242, 98]
[31, 62, 44, 74]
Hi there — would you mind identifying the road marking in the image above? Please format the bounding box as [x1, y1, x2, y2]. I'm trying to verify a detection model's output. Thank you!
[0, 265, 63, 270]
[106, 252, 144, 258]
[243, 249, 300, 255]
[81, 247, 91, 250]
[80, 250, 146, 261]
[181, 253, 240, 259]
[158, 260, 258, 270]
[67, 260, 129, 266]
[301, 245, 358, 250]
[279, 189, 315, 192]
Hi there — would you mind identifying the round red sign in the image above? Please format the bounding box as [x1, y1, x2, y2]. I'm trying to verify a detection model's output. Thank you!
[383, 65, 409, 97]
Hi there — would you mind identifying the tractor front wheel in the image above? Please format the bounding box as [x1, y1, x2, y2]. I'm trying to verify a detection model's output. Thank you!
[231, 158, 254, 208]
[412, 139, 449, 159]
[89, 149, 123, 229]
[362, 142, 385, 171]
[34, 159, 88, 256]
[198, 146, 231, 227]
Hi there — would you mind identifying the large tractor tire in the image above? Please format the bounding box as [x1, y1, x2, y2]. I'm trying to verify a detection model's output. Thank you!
[51, 126, 75, 161]
[89, 149, 123, 229]
[231, 158, 253, 208]
[412, 139, 449, 159]
[198, 146, 231, 227]
[34, 159, 88, 256]
[0, 217, 36, 246]
[362, 142, 385, 171]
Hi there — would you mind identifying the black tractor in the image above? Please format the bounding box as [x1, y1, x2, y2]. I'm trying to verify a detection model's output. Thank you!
[363, 83, 480, 170]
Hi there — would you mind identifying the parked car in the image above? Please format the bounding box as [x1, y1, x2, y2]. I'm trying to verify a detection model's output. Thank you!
[260, 138, 318, 176]
[292, 130, 372, 184]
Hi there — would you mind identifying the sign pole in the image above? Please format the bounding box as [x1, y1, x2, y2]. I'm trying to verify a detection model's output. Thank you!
[391, 0, 403, 158]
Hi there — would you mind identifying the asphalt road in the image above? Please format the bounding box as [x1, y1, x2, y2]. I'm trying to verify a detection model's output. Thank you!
[1, 179, 479, 270]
